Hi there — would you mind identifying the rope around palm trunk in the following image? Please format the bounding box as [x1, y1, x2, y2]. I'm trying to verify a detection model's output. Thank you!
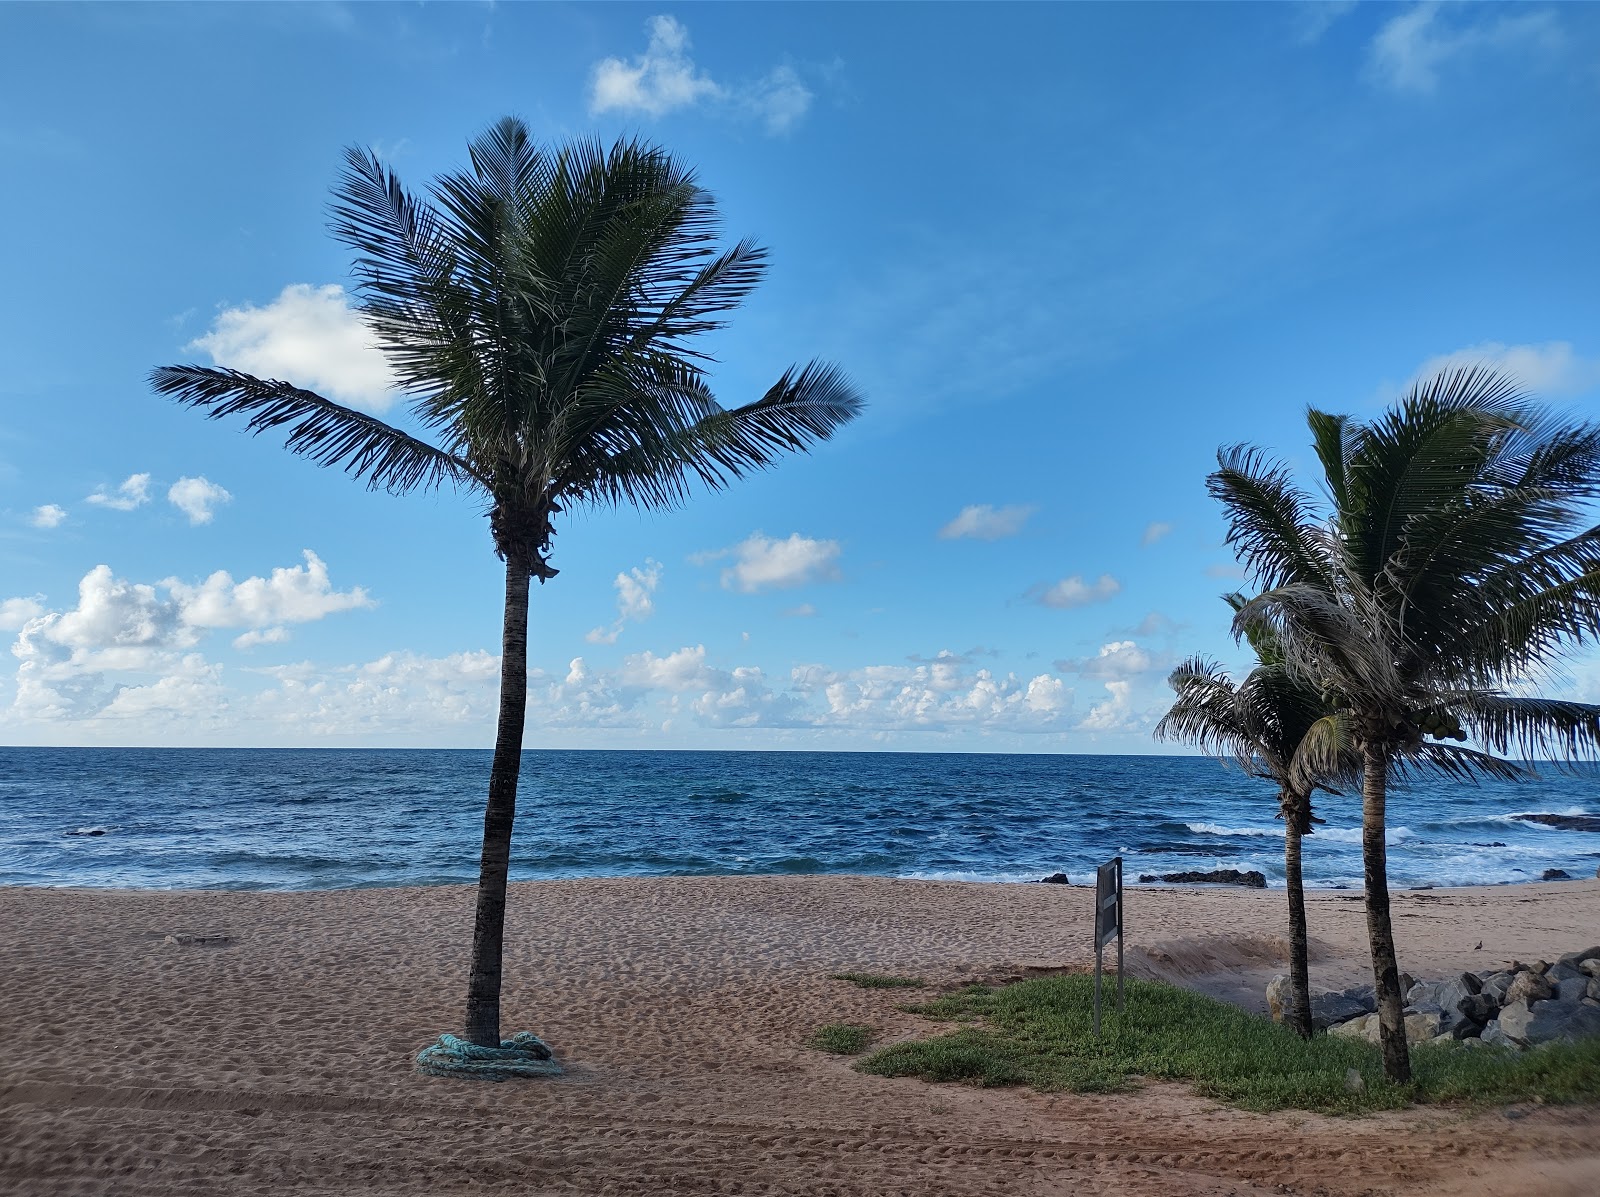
[414, 1031, 562, 1081]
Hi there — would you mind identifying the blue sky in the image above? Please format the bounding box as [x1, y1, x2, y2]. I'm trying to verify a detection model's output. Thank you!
[3, 1, 1599, 751]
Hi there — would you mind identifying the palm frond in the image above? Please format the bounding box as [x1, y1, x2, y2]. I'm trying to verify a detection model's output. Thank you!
[149, 366, 485, 494]
[1209, 446, 1335, 591]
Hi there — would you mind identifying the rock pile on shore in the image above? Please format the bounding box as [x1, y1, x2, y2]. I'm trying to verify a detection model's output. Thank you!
[1268, 946, 1600, 1049]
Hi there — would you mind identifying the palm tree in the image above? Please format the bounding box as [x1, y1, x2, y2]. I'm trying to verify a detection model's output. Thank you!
[1155, 595, 1350, 1039]
[151, 118, 862, 1051]
[1209, 366, 1600, 1082]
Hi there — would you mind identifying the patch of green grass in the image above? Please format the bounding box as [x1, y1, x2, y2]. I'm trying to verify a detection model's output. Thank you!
[828, 971, 927, 989]
[856, 974, 1600, 1114]
[810, 1022, 875, 1055]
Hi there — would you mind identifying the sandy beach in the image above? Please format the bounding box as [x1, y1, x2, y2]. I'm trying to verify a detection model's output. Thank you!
[2, 875, 1597, 1196]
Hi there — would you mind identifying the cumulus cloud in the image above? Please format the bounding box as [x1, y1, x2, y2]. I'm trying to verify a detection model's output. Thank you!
[1369, 3, 1561, 94]
[1028, 574, 1121, 609]
[166, 550, 374, 629]
[1410, 341, 1600, 399]
[29, 504, 66, 529]
[168, 476, 233, 525]
[85, 473, 150, 512]
[698, 532, 842, 593]
[589, 15, 813, 134]
[232, 626, 291, 651]
[1141, 521, 1173, 546]
[938, 504, 1035, 541]
[1078, 679, 1140, 732]
[0, 597, 46, 631]
[187, 283, 396, 411]
[1055, 639, 1169, 680]
[252, 650, 503, 737]
[586, 559, 662, 644]
[794, 650, 1072, 734]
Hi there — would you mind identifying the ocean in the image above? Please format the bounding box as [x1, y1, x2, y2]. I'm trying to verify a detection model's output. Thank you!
[1, 748, 1596, 891]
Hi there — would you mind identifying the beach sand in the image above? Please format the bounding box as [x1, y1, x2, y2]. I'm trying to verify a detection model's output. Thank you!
[2, 875, 1597, 1196]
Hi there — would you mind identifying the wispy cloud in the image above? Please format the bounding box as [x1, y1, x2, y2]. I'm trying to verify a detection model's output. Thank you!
[589, 15, 815, 134]
[29, 504, 67, 530]
[586, 559, 663, 645]
[695, 532, 842, 593]
[1369, 3, 1561, 94]
[187, 284, 396, 412]
[1027, 574, 1121, 610]
[1410, 341, 1600, 398]
[938, 503, 1034, 541]
[1140, 521, 1173, 547]
[86, 473, 150, 512]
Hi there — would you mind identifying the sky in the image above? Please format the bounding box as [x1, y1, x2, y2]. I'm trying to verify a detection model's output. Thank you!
[2, 1, 1599, 752]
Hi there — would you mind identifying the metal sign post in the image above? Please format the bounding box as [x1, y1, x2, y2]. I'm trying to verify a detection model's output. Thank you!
[1093, 856, 1124, 1037]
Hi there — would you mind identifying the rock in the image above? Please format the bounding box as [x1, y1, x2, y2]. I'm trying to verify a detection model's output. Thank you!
[1590, 977, 1600, 1002]
[1511, 813, 1600, 832]
[1410, 975, 1484, 1030]
[1480, 1021, 1519, 1050]
[1328, 1010, 1442, 1045]
[1329, 1013, 1376, 1042]
[1502, 996, 1600, 1047]
[1481, 971, 1515, 1004]
[1035, 872, 1072, 884]
[1402, 1007, 1445, 1042]
[1267, 974, 1291, 1023]
[1142, 869, 1267, 888]
[1583, 960, 1600, 979]
[1344, 1067, 1365, 1093]
[1531, 961, 1551, 975]
[1548, 961, 1584, 991]
[1310, 988, 1376, 1030]
[1398, 972, 1416, 996]
[1541, 869, 1573, 881]
[1505, 971, 1555, 1006]
[1559, 947, 1600, 969]
[1451, 1018, 1484, 1040]
[1459, 993, 1500, 1026]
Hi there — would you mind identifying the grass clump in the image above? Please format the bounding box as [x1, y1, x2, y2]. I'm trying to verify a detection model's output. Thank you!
[856, 974, 1600, 1114]
[829, 971, 926, 989]
[810, 1022, 875, 1055]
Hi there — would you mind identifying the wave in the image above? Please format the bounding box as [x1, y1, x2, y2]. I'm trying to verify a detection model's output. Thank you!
[1185, 821, 1413, 845]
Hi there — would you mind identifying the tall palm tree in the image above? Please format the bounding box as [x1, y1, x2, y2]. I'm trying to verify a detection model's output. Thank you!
[1209, 366, 1600, 1082]
[1156, 596, 1349, 1038]
[151, 118, 862, 1051]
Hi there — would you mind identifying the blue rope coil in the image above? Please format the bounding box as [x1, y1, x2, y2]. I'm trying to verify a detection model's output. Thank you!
[414, 1031, 562, 1081]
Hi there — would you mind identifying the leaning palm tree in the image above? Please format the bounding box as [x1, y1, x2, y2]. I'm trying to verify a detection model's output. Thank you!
[151, 118, 862, 1055]
[1210, 366, 1600, 1082]
[1156, 594, 1351, 1038]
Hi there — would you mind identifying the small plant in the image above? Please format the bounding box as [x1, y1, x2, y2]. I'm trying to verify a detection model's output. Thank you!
[829, 971, 926, 989]
[810, 1023, 875, 1055]
[856, 973, 1600, 1114]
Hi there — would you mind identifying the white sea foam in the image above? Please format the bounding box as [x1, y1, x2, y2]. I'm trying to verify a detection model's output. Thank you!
[1185, 821, 1414, 845]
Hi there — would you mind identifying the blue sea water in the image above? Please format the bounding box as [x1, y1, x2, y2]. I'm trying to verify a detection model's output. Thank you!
[1, 748, 1597, 891]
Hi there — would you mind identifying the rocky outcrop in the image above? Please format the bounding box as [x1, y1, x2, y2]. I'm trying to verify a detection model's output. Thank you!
[1313, 947, 1600, 1052]
[1136, 869, 1267, 888]
[1511, 813, 1600, 832]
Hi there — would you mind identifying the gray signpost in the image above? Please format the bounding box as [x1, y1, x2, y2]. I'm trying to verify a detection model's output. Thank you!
[1093, 855, 1124, 1036]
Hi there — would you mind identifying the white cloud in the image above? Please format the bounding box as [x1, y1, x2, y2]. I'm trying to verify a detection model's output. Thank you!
[1055, 640, 1169, 680]
[187, 283, 396, 411]
[166, 550, 374, 629]
[794, 651, 1073, 734]
[1029, 574, 1121, 609]
[85, 473, 150, 512]
[1295, 0, 1358, 45]
[29, 504, 66, 529]
[589, 15, 813, 134]
[782, 603, 816, 618]
[938, 504, 1035, 542]
[1205, 562, 1247, 580]
[699, 532, 842, 593]
[1369, 3, 1561, 94]
[0, 597, 46, 631]
[1078, 679, 1139, 732]
[1141, 521, 1173, 547]
[1411, 341, 1600, 399]
[167, 476, 233, 525]
[233, 626, 291, 651]
[586, 559, 662, 644]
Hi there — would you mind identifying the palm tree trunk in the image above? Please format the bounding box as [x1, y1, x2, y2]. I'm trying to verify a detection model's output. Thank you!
[463, 558, 531, 1047]
[1360, 739, 1411, 1083]
[1283, 789, 1313, 1039]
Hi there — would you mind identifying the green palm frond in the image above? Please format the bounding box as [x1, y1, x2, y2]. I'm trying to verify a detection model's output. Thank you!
[148, 366, 485, 494]
[1210, 446, 1335, 591]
